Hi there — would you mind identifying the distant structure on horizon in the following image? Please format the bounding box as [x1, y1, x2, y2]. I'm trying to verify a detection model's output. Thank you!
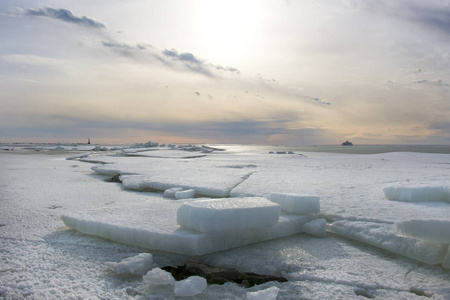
[341, 140, 353, 146]
[88, 138, 91, 145]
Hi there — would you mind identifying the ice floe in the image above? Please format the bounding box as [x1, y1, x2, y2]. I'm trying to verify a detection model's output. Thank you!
[61, 199, 319, 255]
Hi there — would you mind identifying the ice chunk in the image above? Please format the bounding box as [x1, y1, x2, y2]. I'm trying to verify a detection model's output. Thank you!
[164, 187, 183, 198]
[329, 220, 448, 265]
[247, 286, 280, 300]
[302, 219, 327, 237]
[175, 189, 196, 199]
[173, 276, 207, 297]
[394, 219, 450, 244]
[66, 152, 91, 160]
[143, 268, 175, 286]
[105, 253, 153, 275]
[270, 193, 320, 214]
[91, 165, 122, 176]
[177, 197, 280, 233]
[383, 186, 449, 202]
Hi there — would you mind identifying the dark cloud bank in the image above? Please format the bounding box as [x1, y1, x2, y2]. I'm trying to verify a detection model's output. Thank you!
[24, 7, 106, 28]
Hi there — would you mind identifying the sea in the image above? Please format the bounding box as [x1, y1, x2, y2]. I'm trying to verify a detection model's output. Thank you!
[211, 144, 450, 154]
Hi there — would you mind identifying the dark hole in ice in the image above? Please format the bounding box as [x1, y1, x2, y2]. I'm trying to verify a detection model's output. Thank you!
[162, 262, 287, 288]
[354, 288, 376, 298]
[47, 205, 62, 209]
[105, 175, 122, 183]
[410, 287, 432, 298]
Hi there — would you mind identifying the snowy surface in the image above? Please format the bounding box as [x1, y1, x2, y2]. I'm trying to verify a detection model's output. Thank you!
[1, 145, 450, 299]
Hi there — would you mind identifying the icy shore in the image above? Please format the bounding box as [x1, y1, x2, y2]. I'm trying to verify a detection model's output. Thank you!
[1, 145, 450, 299]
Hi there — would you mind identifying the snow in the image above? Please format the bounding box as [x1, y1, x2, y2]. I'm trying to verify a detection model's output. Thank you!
[176, 197, 280, 233]
[1, 145, 450, 299]
[384, 185, 450, 202]
[173, 276, 207, 297]
[269, 193, 320, 214]
[105, 253, 153, 275]
[143, 268, 175, 286]
[394, 219, 450, 244]
[247, 286, 280, 300]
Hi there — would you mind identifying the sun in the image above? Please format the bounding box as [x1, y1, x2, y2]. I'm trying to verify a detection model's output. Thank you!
[192, 0, 262, 64]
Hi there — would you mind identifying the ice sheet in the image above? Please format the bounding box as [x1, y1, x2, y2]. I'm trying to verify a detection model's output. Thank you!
[61, 201, 316, 255]
[2, 146, 450, 299]
[89, 155, 253, 197]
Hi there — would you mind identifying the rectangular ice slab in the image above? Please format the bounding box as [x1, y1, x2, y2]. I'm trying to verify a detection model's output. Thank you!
[269, 193, 320, 214]
[383, 186, 449, 202]
[177, 197, 280, 233]
[61, 201, 316, 255]
[395, 219, 450, 244]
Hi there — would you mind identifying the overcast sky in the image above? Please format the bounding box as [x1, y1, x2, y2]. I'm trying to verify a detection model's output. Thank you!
[1, 0, 450, 145]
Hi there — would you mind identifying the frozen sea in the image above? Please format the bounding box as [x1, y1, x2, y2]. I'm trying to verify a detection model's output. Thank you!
[1, 143, 449, 299]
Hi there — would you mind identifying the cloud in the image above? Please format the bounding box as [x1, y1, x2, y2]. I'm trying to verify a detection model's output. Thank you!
[162, 49, 212, 77]
[24, 6, 106, 29]
[413, 79, 449, 86]
[312, 97, 331, 105]
[161, 48, 240, 77]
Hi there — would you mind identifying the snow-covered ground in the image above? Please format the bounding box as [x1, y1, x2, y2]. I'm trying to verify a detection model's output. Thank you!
[1, 145, 449, 299]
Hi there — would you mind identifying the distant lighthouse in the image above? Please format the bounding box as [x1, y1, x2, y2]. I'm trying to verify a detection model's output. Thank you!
[88, 138, 91, 144]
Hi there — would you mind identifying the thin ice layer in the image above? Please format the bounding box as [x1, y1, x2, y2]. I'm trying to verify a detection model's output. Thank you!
[328, 220, 448, 265]
[394, 219, 450, 244]
[177, 197, 280, 233]
[61, 201, 315, 255]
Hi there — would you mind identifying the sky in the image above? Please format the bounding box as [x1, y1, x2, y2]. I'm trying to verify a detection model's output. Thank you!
[1, 0, 450, 145]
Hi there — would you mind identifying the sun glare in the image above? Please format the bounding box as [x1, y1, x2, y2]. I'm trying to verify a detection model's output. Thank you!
[192, 0, 261, 63]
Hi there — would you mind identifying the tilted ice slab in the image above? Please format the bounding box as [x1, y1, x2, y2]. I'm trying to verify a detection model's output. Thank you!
[328, 220, 449, 265]
[177, 197, 280, 233]
[383, 185, 450, 203]
[395, 219, 450, 244]
[61, 199, 318, 255]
